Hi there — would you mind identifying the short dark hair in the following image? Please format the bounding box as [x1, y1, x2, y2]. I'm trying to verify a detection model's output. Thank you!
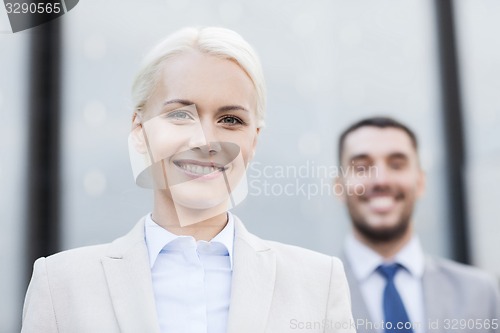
[338, 116, 418, 164]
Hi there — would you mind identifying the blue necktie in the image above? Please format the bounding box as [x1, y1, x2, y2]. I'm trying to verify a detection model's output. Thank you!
[377, 264, 414, 333]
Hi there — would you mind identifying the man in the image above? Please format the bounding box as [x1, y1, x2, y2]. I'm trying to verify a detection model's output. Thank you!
[21, 27, 355, 333]
[335, 117, 500, 333]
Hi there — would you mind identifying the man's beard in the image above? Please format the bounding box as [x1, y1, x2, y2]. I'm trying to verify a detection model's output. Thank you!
[347, 201, 414, 243]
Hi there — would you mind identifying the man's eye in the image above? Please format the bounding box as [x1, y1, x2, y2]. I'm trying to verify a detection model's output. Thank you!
[219, 116, 244, 125]
[166, 110, 194, 120]
[352, 165, 370, 176]
[389, 159, 407, 170]
[352, 163, 369, 171]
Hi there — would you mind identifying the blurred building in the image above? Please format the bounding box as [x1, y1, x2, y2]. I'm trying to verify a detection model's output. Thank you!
[1, 0, 499, 332]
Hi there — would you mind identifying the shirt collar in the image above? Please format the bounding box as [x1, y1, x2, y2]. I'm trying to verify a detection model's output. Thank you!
[144, 212, 235, 269]
[345, 234, 425, 281]
[394, 236, 425, 277]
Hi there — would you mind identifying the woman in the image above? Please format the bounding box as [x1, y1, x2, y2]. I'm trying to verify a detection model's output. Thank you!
[22, 27, 355, 333]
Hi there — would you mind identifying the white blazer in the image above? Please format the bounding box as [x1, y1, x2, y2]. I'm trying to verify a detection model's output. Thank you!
[22, 216, 356, 333]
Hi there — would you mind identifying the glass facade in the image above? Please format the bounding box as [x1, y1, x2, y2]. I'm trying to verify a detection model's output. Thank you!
[0, 32, 28, 333]
[455, 0, 500, 276]
[59, 0, 449, 257]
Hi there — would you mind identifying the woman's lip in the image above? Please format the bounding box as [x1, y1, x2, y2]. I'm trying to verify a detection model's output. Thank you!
[173, 160, 229, 180]
[173, 159, 227, 169]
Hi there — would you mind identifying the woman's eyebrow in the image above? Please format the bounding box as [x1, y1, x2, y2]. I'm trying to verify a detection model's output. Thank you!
[218, 105, 249, 113]
[163, 99, 194, 106]
[162, 100, 249, 113]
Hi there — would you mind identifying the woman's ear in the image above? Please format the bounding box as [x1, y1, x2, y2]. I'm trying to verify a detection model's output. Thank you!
[250, 127, 260, 161]
[130, 112, 147, 154]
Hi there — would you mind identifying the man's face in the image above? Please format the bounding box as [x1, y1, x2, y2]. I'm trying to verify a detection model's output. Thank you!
[338, 126, 425, 242]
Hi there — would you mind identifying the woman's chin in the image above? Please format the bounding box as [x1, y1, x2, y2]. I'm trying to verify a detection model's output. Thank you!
[170, 190, 231, 211]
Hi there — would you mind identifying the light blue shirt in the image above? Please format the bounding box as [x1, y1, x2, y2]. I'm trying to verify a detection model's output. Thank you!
[145, 212, 234, 333]
[345, 235, 426, 333]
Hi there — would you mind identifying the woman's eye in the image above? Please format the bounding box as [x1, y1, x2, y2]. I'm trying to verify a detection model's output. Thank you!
[219, 116, 244, 125]
[166, 110, 194, 120]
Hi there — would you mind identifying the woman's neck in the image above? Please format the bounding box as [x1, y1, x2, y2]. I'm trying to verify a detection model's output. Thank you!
[152, 191, 229, 241]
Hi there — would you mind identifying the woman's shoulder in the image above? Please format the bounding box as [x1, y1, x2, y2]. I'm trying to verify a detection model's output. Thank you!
[36, 243, 111, 270]
[233, 214, 341, 270]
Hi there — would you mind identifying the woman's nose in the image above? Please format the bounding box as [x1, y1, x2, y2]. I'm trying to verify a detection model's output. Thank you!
[195, 142, 221, 155]
[188, 122, 207, 148]
[188, 120, 220, 152]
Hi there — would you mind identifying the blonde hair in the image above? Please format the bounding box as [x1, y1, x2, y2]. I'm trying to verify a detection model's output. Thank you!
[132, 27, 266, 128]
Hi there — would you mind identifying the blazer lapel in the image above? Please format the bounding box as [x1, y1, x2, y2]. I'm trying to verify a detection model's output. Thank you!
[340, 253, 372, 333]
[226, 216, 276, 333]
[101, 218, 161, 333]
[423, 257, 452, 324]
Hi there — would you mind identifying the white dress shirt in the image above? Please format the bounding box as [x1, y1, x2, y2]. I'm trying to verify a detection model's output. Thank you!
[145, 212, 234, 333]
[345, 235, 426, 333]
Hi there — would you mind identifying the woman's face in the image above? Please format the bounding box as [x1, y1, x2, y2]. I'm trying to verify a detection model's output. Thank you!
[132, 50, 259, 212]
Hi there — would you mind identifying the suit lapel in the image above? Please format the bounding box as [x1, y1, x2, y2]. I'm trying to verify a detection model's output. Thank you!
[101, 218, 161, 333]
[226, 216, 276, 333]
[423, 257, 452, 323]
[340, 253, 372, 333]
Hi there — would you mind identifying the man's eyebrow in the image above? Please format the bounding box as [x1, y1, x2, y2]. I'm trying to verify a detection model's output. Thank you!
[349, 154, 371, 162]
[218, 105, 249, 113]
[163, 99, 194, 106]
[388, 152, 409, 159]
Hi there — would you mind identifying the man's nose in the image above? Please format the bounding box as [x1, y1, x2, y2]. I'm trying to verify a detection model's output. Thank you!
[371, 164, 390, 184]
